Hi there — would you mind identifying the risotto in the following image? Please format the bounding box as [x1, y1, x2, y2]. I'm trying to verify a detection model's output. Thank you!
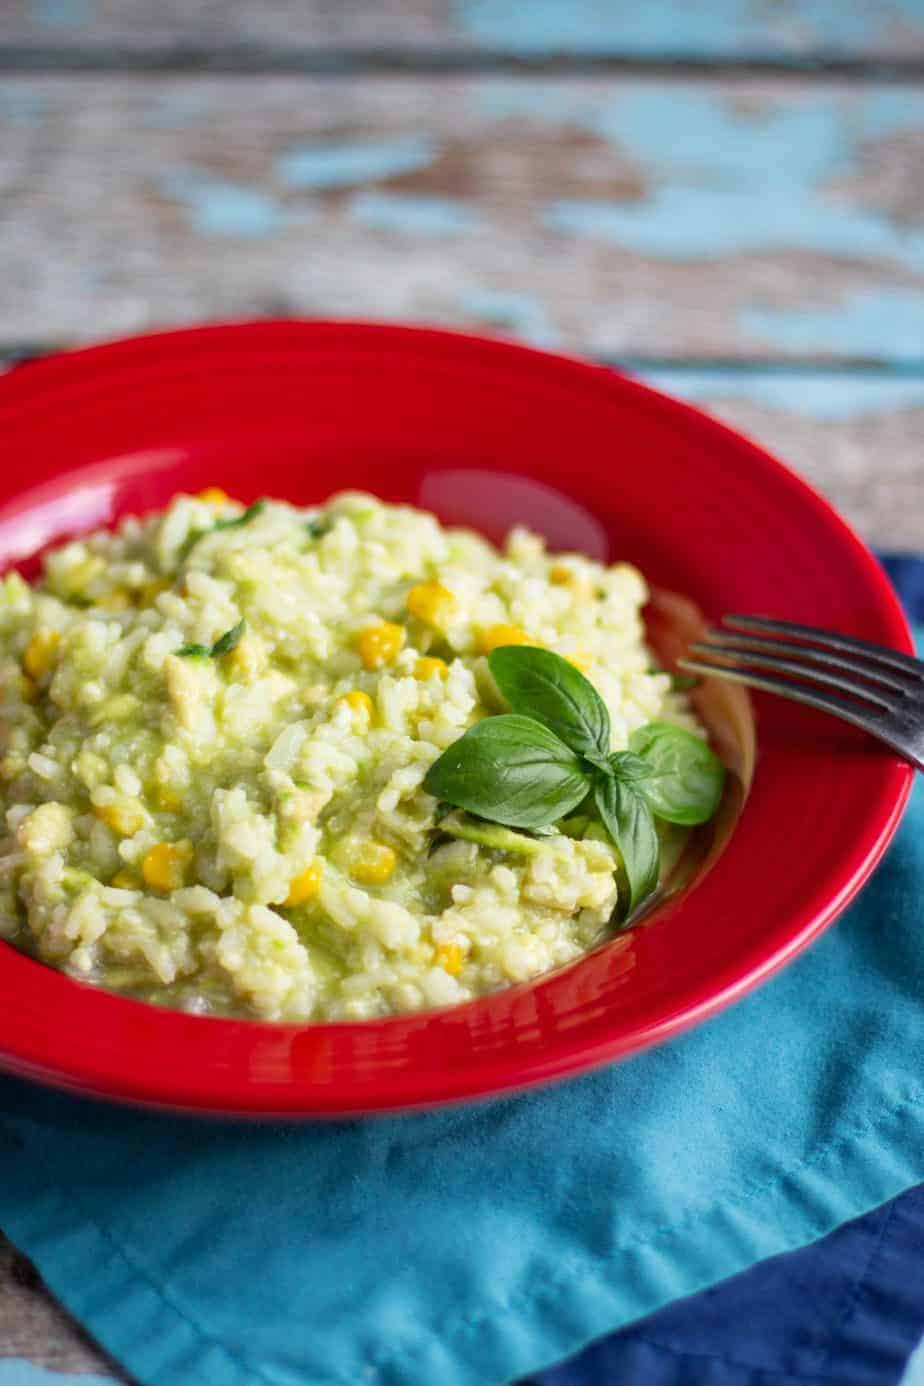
[0, 490, 707, 1021]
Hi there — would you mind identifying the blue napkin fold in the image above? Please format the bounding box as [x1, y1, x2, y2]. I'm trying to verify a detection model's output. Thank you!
[0, 561, 921, 1386]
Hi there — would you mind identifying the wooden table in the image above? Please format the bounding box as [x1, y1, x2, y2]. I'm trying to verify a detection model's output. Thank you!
[1, 2, 923, 1379]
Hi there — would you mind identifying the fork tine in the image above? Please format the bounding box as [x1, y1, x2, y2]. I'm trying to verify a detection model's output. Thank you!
[686, 644, 894, 710]
[696, 632, 910, 696]
[722, 615, 922, 680]
[678, 656, 889, 733]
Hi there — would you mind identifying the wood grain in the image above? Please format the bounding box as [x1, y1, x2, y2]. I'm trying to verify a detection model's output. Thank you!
[2, 0, 924, 62]
[2, 76, 924, 359]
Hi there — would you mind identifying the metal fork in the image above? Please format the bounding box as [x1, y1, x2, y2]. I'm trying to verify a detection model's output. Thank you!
[678, 615, 924, 771]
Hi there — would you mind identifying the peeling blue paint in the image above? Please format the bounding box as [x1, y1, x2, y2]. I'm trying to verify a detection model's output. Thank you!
[742, 289, 924, 359]
[642, 368, 924, 420]
[481, 82, 924, 167]
[453, 0, 924, 56]
[276, 136, 438, 191]
[160, 171, 287, 238]
[546, 192, 924, 268]
[350, 192, 477, 236]
[860, 87, 924, 139]
[28, 0, 95, 27]
[476, 85, 924, 271]
[0, 1360, 113, 1386]
[0, 90, 45, 126]
[459, 289, 561, 347]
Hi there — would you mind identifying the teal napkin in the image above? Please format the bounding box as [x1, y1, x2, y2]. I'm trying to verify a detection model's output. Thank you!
[0, 654, 921, 1386]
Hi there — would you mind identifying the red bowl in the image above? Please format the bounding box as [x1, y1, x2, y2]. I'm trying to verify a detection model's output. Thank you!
[0, 322, 912, 1116]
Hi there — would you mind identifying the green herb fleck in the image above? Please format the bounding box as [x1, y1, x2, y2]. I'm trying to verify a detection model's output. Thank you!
[176, 619, 246, 660]
[214, 500, 265, 532]
[306, 517, 330, 540]
[210, 619, 246, 657]
[178, 501, 265, 561]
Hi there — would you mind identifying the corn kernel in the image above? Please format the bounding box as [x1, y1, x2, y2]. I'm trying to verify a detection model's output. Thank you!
[140, 578, 170, 606]
[111, 869, 140, 890]
[19, 675, 37, 704]
[198, 487, 231, 507]
[141, 840, 193, 892]
[477, 625, 540, 655]
[93, 800, 145, 837]
[285, 861, 323, 907]
[406, 580, 457, 628]
[550, 564, 594, 599]
[357, 622, 405, 670]
[351, 842, 397, 885]
[155, 785, 183, 813]
[341, 689, 375, 727]
[413, 656, 449, 681]
[23, 630, 60, 680]
[98, 591, 130, 611]
[434, 942, 463, 976]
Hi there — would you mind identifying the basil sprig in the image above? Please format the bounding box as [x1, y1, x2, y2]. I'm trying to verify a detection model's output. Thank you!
[423, 646, 725, 918]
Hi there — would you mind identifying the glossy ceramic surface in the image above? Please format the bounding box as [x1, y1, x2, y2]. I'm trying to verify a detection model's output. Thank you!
[0, 322, 912, 1115]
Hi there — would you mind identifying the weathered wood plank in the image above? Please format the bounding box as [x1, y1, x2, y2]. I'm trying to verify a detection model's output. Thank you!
[2, 0, 924, 62]
[2, 76, 924, 359]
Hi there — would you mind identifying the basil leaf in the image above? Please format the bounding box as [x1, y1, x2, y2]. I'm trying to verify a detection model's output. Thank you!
[176, 643, 211, 659]
[210, 619, 246, 657]
[594, 774, 660, 917]
[423, 714, 590, 830]
[608, 750, 652, 784]
[629, 721, 725, 825]
[487, 646, 610, 758]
